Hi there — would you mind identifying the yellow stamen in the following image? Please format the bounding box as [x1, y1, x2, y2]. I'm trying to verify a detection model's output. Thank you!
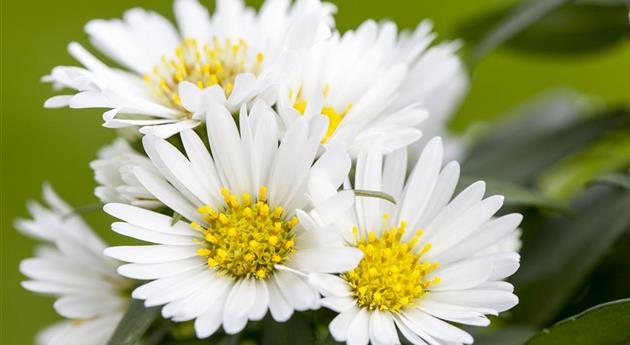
[144, 37, 263, 114]
[194, 186, 298, 280]
[342, 217, 440, 312]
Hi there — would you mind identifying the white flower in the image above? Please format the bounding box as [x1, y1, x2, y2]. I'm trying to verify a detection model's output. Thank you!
[276, 19, 467, 155]
[103, 102, 363, 338]
[43, 0, 335, 138]
[15, 184, 131, 345]
[309, 137, 521, 345]
[91, 138, 162, 209]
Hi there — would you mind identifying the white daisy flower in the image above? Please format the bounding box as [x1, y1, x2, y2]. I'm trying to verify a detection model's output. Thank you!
[309, 137, 521, 345]
[15, 184, 131, 345]
[276, 19, 467, 155]
[43, 0, 335, 138]
[103, 101, 363, 338]
[91, 138, 163, 209]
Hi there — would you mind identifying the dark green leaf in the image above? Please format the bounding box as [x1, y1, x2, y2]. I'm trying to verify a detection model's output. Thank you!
[556, 235, 630, 321]
[460, 1, 630, 62]
[351, 189, 397, 205]
[512, 185, 630, 325]
[464, 0, 569, 63]
[216, 334, 241, 345]
[261, 313, 314, 345]
[459, 176, 570, 215]
[592, 173, 630, 190]
[463, 98, 630, 186]
[106, 299, 161, 345]
[171, 211, 183, 226]
[525, 299, 630, 345]
[474, 326, 538, 345]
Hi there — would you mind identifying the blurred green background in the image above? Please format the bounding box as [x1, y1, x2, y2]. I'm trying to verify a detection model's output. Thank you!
[2, 0, 629, 344]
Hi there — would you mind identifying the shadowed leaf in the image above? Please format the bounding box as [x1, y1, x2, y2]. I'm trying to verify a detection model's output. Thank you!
[525, 298, 630, 345]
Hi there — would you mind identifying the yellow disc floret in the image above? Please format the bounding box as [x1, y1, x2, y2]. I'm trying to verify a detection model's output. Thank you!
[193, 186, 298, 280]
[343, 217, 440, 312]
[144, 37, 264, 113]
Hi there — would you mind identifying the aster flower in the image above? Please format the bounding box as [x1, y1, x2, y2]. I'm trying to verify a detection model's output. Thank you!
[276, 19, 467, 155]
[103, 101, 363, 338]
[15, 184, 131, 345]
[43, 0, 335, 138]
[91, 138, 163, 209]
[308, 137, 521, 345]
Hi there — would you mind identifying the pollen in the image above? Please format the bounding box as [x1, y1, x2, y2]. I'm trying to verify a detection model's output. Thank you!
[144, 37, 264, 113]
[194, 186, 297, 280]
[342, 218, 440, 312]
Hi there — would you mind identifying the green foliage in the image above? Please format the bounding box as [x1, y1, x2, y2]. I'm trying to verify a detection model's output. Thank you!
[460, 0, 570, 63]
[592, 172, 630, 189]
[463, 100, 630, 194]
[525, 299, 630, 345]
[459, 0, 630, 63]
[512, 185, 630, 326]
[107, 299, 161, 345]
[474, 326, 538, 345]
[261, 313, 315, 345]
[539, 129, 630, 199]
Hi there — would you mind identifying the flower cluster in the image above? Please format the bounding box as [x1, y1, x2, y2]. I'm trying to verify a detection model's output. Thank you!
[18, 1, 521, 345]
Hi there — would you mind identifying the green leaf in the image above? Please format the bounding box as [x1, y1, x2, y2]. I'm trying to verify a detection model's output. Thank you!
[351, 189, 397, 205]
[539, 129, 630, 199]
[171, 211, 183, 226]
[106, 299, 161, 345]
[512, 185, 630, 326]
[525, 299, 630, 345]
[459, 176, 570, 215]
[463, 98, 630, 186]
[464, 0, 569, 63]
[459, 1, 630, 62]
[591, 172, 630, 190]
[261, 313, 314, 345]
[474, 326, 538, 345]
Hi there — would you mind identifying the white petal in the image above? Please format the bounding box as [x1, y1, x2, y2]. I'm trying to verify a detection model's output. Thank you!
[322, 295, 356, 313]
[224, 278, 257, 320]
[117, 256, 206, 280]
[111, 222, 198, 246]
[248, 280, 269, 321]
[195, 289, 229, 338]
[369, 311, 399, 345]
[429, 257, 494, 291]
[274, 270, 317, 311]
[329, 306, 359, 342]
[397, 137, 443, 232]
[347, 308, 370, 345]
[426, 289, 519, 313]
[290, 247, 363, 273]
[268, 277, 294, 322]
[54, 295, 124, 319]
[105, 245, 196, 264]
[307, 273, 351, 297]
[403, 309, 473, 344]
[103, 203, 198, 236]
[174, 0, 211, 42]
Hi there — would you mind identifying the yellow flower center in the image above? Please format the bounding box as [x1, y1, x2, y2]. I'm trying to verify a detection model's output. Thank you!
[291, 86, 353, 144]
[192, 186, 298, 280]
[342, 216, 440, 312]
[144, 37, 264, 113]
